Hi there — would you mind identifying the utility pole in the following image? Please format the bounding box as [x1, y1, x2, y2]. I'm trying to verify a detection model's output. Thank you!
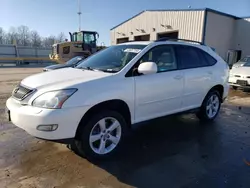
[77, 0, 82, 31]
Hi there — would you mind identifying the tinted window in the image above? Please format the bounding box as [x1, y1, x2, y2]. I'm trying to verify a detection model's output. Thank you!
[139, 45, 177, 72]
[176, 45, 211, 69]
[240, 57, 248, 62]
[243, 62, 250, 67]
[66, 56, 84, 65]
[199, 50, 217, 66]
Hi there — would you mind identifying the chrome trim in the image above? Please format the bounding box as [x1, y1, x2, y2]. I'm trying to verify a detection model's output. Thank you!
[11, 84, 37, 101]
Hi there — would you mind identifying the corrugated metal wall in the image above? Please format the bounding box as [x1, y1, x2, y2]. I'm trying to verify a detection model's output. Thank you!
[234, 18, 250, 58]
[110, 10, 205, 45]
[204, 12, 235, 60]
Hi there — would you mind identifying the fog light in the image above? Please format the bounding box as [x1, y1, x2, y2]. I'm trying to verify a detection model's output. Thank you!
[37, 124, 58, 131]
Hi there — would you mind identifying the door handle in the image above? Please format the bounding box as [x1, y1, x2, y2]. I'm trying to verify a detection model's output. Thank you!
[174, 75, 183, 80]
[207, 71, 213, 75]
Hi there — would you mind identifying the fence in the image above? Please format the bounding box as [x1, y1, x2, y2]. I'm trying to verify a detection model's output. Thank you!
[0, 44, 53, 65]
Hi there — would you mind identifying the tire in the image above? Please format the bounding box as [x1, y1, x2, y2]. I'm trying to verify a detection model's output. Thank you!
[232, 86, 238, 90]
[196, 90, 221, 122]
[72, 110, 128, 160]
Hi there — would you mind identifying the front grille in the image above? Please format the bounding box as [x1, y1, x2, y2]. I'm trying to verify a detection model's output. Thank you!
[12, 84, 34, 100]
[236, 80, 248, 86]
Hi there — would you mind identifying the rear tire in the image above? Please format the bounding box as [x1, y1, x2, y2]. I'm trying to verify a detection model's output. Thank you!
[196, 90, 221, 122]
[72, 110, 128, 160]
[232, 86, 238, 90]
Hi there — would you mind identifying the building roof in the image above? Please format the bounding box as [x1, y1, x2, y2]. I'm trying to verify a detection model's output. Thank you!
[110, 8, 241, 30]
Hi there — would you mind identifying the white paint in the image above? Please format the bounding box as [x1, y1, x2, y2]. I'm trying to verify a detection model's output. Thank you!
[6, 41, 229, 141]
[229, 66, 250, 85]
[137, 62, 157, 75]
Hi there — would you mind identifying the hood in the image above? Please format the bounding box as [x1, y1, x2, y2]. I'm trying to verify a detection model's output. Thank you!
[44, 64, 70, 70]
[232, 61, 245, 67]
[21, 68, 112, 89]
[230, 66, 250, 76]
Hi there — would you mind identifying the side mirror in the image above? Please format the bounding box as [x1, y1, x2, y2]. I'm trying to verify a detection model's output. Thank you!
[138, 62, 157, 75]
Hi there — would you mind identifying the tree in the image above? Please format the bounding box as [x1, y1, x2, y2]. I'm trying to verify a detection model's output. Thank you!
[56, 32, 67, 43]
[17, 25, 30, 46]
[30, 30, 42, 47]
[0, 27, 6, 44]
[42, 35, 56, 48]
[6, 27, 18, 45]
[1, 25, 66, 47]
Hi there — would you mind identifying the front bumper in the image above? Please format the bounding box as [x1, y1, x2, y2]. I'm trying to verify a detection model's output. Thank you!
[228, 76, 250, 89]
[6, 97, 90, 143]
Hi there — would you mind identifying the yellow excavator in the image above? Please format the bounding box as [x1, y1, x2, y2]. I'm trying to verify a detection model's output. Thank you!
[49, 30, 106, 64]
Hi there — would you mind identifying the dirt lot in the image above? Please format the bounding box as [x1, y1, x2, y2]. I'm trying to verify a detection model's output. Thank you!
[1, 67, 250, 188]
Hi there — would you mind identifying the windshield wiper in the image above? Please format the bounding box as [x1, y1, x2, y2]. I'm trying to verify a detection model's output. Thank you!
[78, 66, 118, 73]
[79, 66, 102, 72]
[100, 69, 118, 73]
[80, 66, 95, 70]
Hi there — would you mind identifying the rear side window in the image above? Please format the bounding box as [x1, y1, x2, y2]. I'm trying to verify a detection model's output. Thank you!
[199, 50, 217, 66]
[175, 45, 216, 69]
[175, 45, 207, 69]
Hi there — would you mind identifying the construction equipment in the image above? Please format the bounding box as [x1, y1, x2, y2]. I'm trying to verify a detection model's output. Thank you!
[49, 30, 106, 64]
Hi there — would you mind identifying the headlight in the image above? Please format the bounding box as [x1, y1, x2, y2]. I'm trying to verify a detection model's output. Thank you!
[32, 89, 77, 109]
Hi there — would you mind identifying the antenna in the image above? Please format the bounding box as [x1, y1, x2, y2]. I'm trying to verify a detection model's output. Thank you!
[77, 0, 82, 31]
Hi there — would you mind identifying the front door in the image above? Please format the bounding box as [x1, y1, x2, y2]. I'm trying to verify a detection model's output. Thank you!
[134, 45, 184, 123]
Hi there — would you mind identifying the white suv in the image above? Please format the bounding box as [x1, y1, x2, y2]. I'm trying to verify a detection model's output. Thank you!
[6, 39, 229, 159]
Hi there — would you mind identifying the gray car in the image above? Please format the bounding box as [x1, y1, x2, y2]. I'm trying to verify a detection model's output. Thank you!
[43, 56, 84, 72]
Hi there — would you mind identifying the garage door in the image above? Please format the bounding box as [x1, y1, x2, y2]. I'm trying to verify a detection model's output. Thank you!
[157, 32, 179, 39]
[134, 34, 150, 41]
[117, 37, 129, 44]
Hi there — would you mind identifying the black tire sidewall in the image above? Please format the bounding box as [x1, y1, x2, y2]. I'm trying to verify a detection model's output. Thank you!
[75, 110, 128, 160]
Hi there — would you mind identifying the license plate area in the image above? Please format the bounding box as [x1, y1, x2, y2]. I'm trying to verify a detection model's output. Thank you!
[236, 80, 248, 86]
[5, 107, 11, 122]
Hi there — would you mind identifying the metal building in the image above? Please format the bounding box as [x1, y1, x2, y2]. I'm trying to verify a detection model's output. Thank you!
[110, 8, 250, 63]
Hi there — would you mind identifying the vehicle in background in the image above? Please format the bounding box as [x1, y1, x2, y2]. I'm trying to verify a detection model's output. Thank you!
[49, 30, 106, 64]
[231, 56, 250, 69]
[229, 61, 250, 90]
[6, 38, 229, 160]
[43, 56, 84, 72]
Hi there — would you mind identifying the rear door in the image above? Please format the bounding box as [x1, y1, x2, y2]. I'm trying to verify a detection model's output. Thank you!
[174, 45, 217, 110]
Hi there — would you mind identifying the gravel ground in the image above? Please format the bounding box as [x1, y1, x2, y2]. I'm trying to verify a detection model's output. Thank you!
[1, 67, 250, 188]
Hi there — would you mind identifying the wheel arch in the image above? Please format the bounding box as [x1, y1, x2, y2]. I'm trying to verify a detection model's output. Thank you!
[75, 99, 132, 139]
[204, 84, 224, 103]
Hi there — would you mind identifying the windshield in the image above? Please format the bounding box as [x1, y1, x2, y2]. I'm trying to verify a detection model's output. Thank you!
[243, 62, 250, 67]
[239, 57, 249, 62]
[84, 33, 96, 44]
[72, 32, 84, 42]
[76, 44, 146, 72]
[66, 56, 83, 65]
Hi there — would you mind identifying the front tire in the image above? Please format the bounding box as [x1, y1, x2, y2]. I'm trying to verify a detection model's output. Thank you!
[73, 110, 128, 160]
[196, 90, 221, 122]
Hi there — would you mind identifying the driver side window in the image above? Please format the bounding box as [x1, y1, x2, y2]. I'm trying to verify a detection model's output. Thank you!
[139, 45, 177, 73]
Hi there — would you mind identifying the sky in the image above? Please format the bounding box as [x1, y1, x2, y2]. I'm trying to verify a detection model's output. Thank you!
[1, 0, 250, 46]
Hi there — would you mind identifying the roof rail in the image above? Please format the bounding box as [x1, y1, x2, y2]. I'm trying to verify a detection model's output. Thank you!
[155, 37, 205, 45]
